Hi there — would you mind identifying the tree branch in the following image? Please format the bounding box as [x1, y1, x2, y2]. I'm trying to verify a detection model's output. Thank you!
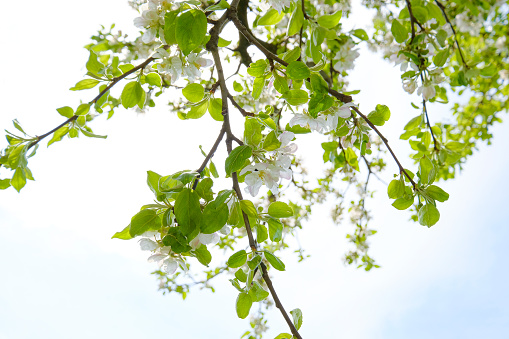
[28, 46, 169, 150]
[207, 6, 303, 337]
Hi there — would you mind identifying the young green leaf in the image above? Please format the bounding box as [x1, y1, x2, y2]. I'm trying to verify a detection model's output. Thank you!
[162, 227, 192, 253]
[264, 250, 286, 271]
[387, 179, 405, 199]
[174, 188, 202, 235]
[268, 201, 293, 218]
[236, 292, 253, 319]
[129, 209, 162, 237]
[121, 81, 144, 109]
[290, 308, 303, 330]
[425, 185, 449, 202]
[111, 225, 133, 240]
[391, 19, 408, 43]
[258, 9, 285, 26]
[183, 83, 204, 102]
[176, 10, 207, 55]
[225, 145, 252, 175]
[248, 281, 270, 302]
[317, 10, 342, 29]
[282, 89, 309, 106]
[418, 204, 440, 227]
[70, 79, 100, 91]
[227, 250, 247, 268]
[194, 244, 212, 266]
[240, 200, 258, 217]
[287, 6, 304, 36]
[286, 61, 310, 80]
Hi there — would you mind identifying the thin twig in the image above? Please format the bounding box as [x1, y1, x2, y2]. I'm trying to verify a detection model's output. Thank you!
[192, 124, 226, 189]
[434, 0, 469, 68]
[351, 106, 417, 189]
[28, 46, 168, 150]
[227, 93, 255, 117]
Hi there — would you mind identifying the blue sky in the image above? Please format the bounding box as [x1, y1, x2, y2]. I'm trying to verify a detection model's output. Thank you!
[0, 1, 508, 338]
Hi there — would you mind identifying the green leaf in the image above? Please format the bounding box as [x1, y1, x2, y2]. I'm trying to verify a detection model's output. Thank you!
[433, 49, 449, 67]
[247, 60, 268, 78]
[236, 292, 253, 319]
[418, 204, 440, 227]
[268, 218, 283, 242]
[208, 98, 223, 121]
[183, 83, 204, 102]
[283, 47, 301, 63]
[262, 131, 282, 151]
[317, 10, 342, 29]
[145, 73, 162, 87]
[164, 11, 179, 45]
[57, 106, 74, 119]
[75, 103, 91, 116]
[391, 19, 408, 43]
[240, 200, 258, 217]
[227, 250, 247, 268]
[187, 100, 209, 119]
[86, 51, 104, 75]
[308, 92, 333, 115]
[129, 209, 161, 237]
[268, 201, 293, 218]
[274, 334, 292, 339]
[256, 223, 268, 243]
[404, 115, 422, 130]
[205, 0, 230, 11]
[392, 196, 414, 210]
[248, 281, 269, 302]
[225, 145, 252, 175]
[47, 126, 70, 146]
[387, 180, 405, 199]
[252, 76, 265, 99]
[244, 117, 263, 147]
[425, 185, 449, 202]
[282, 89, 309, 106]
[174, 188, 202, 235]
[121, 81, 144, 109]
[367, 104, 391, 126]
[70, 79, 100, 91]
[11, 168, 26, 192]
[80, 128, 107, 139]
[194, 244, 212, 266]
[264, 250, 285, 271]
[233, 81, 243, 92]
[286, 61, 310, 80]
[0, 179, 11, 190]
[200, 201, 229, 234]
[273, 72, 289, 94]
[111, 225, 133, 240]
[162, 227, 192, 253]
[176, 10, 207, 55]
[419, 157, 436, 185]
[290, 308, 303, 330]
[248, 254, 262, 270]
[351, 28, 369, 40]
[146, 170, 162, 198]
[287, 6, 304, 36]
[195, 177, 214, 201]
[235, 268, 247, 282]
[258, 9, 285, 26]
[218, 37, 231, 47]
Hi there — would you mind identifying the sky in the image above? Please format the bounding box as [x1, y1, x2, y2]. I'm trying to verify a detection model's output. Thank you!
[0, 1, 508, 338]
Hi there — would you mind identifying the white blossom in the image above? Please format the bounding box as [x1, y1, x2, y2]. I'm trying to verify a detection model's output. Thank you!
[289, 114, 328, 133]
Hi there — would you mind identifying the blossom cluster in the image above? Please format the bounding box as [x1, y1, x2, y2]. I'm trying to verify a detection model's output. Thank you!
[241, 132, 298, 197]
[153, 47, 213, 83]
[289, 103, 354, 133]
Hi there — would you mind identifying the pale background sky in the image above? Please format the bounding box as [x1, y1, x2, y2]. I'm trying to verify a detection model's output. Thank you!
[0, 1, 508, 338]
